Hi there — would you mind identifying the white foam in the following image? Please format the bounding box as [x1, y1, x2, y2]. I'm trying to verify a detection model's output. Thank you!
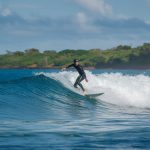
[36, 71, 150, 108]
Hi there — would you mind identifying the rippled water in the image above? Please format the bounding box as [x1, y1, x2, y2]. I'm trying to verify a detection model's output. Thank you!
[0, 69, 150, 149]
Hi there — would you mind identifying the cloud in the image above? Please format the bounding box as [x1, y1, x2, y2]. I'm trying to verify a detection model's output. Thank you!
[93, 17, 150, 29]
[0, 8, 150, 37]
[0, 6, 150, 52]
[0, 8, 75, 39]
[75, 0, 113, 16]
[75, 12, 100, 32]
[75, 12, 90, 30]
[1, 8, 12, 16]
[0, 9, 150, 39]
[76, 12, 87, 26]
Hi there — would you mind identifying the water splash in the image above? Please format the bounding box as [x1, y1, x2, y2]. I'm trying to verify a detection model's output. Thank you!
[37, 71, 150, 108]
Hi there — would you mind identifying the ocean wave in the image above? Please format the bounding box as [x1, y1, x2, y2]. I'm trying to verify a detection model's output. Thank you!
[0, 74, 97, 120]
[0, 70, 150, 120]
[36, 71, 150, 108]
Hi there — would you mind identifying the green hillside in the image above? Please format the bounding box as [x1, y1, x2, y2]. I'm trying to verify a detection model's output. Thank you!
[1, 43, 150, 69]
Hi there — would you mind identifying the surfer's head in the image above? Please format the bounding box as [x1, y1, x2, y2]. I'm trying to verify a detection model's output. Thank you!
[74, 59, 79, 65]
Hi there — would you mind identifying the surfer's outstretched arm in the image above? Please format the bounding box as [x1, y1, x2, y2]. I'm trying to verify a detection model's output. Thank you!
[66, 64, 74, 69]
[62, 64, 74, 71]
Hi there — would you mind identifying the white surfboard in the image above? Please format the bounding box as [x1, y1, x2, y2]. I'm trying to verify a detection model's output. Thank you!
[85, 93, 104, 98]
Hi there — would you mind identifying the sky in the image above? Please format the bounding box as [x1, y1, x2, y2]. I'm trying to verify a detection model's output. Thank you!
[0, 0, 150, 53]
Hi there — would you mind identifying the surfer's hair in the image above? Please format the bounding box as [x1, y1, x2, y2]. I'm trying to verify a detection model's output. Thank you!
[74, 59, 79, 63]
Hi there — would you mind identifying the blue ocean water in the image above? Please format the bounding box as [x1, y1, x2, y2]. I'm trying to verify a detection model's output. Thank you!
[0, 69, 150, 150]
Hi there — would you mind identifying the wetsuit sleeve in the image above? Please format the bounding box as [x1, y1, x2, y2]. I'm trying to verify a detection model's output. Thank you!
[66, 64, 74, 69]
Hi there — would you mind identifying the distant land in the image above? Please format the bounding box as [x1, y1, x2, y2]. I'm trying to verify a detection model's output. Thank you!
[0, 43, 150, 69]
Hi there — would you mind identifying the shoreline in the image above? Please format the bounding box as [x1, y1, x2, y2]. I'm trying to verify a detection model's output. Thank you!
[0, 66, 150, 70]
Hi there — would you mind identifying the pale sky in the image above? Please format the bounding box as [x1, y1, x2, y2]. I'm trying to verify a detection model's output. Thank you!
[0, 0, 150, 53]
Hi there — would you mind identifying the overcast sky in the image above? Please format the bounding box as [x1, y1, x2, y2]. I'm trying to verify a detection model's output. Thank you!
[0, 0, 150, 53]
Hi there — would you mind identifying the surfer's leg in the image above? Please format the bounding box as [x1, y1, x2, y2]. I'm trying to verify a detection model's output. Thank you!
[74, 75, 81, 88]
[77, 76, 85, 92]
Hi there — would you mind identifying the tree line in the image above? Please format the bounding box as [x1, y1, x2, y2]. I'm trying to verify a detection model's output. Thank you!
[0, 43, 150, 69]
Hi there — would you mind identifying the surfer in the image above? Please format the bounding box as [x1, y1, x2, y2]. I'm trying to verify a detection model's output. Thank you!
[62, 59, 88, 94]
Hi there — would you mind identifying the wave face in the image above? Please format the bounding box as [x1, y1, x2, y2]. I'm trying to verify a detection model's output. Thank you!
[0, 69, 150, 149]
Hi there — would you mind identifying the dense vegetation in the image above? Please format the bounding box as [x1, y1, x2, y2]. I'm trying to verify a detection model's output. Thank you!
[0, 43, 150, 69]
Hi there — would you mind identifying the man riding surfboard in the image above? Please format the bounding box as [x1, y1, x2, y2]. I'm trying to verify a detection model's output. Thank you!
[62, 59, 88, 94]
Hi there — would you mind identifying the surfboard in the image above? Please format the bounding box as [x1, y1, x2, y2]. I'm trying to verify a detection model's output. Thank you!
[85, 93, 104, 98]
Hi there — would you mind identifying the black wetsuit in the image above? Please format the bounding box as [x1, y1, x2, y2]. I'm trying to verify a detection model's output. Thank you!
[66, 64, 86, 91]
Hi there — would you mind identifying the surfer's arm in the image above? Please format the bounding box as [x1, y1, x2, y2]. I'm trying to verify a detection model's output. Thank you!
[61, 64, 74, 71]
[66, 64, 74, 69]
